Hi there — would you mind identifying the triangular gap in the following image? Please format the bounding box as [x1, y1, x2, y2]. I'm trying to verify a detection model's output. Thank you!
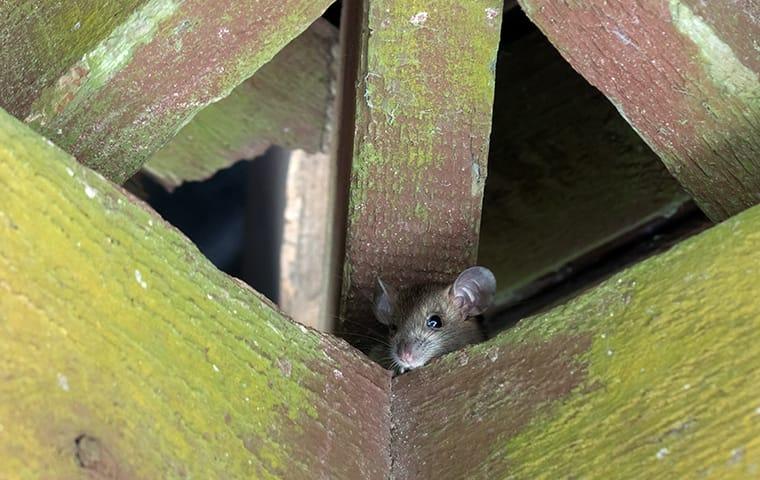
[479, 5, 708, 334]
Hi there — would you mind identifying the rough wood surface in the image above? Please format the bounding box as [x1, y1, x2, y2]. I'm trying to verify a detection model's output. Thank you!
[340, 0, 503, 336]
[0, 1, 148, 118]
[280, 150, 336, 331]
[518, 0, 760, 221]
[144, 19, 339, 190]
[479, 30, 690, 306]
[0, 108, 390, 479]
[393, 202, 760, 478]
[0, 0, 335, 183]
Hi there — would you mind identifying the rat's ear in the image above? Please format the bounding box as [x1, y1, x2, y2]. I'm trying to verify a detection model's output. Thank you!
[373, 278, 397, 325]
[449, 266, 496, 316]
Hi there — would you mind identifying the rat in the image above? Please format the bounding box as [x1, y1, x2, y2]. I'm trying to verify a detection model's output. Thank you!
[370, 266, 496, 373]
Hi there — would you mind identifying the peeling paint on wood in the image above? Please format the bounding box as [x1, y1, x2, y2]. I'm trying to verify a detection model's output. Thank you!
[0, 108, 390, 479]
[393, 200, 760, 478]
[144, 19, 339, 190]
[479, 30, 690, 305]
[1, 0, 335, 183]
[518, 0, 760, 221]
[341, 0, 502, 336]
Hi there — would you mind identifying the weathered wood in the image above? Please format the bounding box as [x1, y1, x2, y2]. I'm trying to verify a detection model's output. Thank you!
[340, 0, 503, 335]
[0, 1, 148, 118]
[0, 108, 390, 478]
[517, 0, 760, 221]
[479, 30, 691, 306]
[144, 18, 339, 190]
[280, 149, 336, 331]
[393, 203, 760, 478]
[0, 0, 335, 183]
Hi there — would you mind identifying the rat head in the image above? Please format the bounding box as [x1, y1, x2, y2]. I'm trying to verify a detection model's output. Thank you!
[372, 266, 496, 372]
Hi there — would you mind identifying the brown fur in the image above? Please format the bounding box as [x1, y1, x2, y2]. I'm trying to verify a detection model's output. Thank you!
[382, 283, 486, 371]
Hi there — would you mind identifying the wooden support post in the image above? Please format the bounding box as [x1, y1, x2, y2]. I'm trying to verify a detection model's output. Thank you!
[340, 0, 503, 335]
[393, 201, 760, 478]
[0, 108, 390, 478]
[0, 0, 335, 183]
[280, 150, 336, 331]
[517, 0, 760, 221]
[144, 19, 339, 190]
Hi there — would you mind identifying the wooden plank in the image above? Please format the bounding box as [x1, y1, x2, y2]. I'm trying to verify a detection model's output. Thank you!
[144, 19, 339, 190]
[479, 30, 691, 306]
[280, 150, 336, 331]
[1, 0, 335, 183]
[517, 0, 760, 221]
[0, 1, 149, 118]
[340, 0, 503, 335]
[392, 203, 760, 478]
[0, 108, 390, 479]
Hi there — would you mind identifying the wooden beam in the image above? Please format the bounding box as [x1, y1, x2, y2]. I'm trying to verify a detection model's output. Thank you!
[393, 201, 760, 478]
[144, 19, 339, 190]
[0, 108, 390, 478]
[479, 30, 691, 306]
[0, 0, 335, 183]
[340, 1, 503, 335]
[517, 0, 760, 221]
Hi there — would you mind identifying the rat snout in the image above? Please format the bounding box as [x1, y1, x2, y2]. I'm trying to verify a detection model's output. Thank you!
[395, 340, 424, 369]
[397, 342, 415, 364]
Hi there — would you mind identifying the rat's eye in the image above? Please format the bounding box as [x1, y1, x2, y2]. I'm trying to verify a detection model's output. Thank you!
[388, 324, 397, 334]
[426, 314, 443, 329]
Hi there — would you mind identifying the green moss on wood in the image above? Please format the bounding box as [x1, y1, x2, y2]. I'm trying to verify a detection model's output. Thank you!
[518, 0, 760, 221]
[478, 31, 690, 305]
[0, 1, 148, 118]
[342, 0, 502, 334]
[144, 19, 337, 189]
[12, 0, 334, 183]
[0, 108, 389, 478]
[419, 201, 760, 477]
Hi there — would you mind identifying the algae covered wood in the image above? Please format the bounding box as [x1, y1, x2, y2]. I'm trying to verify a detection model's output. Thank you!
[144, 18, 339, 190]
[341, 1, 503, 333]
[393, 203, 760, 478]
[1, 0, 335, 183]
[479, 30, 690, 306]
[518, 0, 760, 221]
[0, 0, 149, 118]
[0, 109, 390, 479]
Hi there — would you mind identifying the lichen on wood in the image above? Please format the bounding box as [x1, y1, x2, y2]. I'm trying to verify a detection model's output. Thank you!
[1, 0, 335, 183]
[0, 108, 390, 479]
[0, 1, 149, 119]
[393, 200, 760, 478]
[144, 18, 339, 190]
[341, 0, 503, 335]
[518, 0, 760, 221]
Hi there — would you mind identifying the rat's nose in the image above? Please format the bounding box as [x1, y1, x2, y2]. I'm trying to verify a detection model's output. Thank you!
[397, 343, 416, 364]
